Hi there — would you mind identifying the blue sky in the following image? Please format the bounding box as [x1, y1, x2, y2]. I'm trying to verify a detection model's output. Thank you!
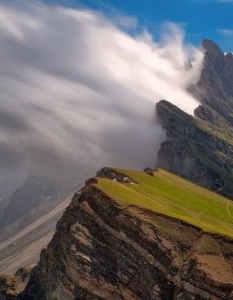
[48, 0, 233, 51]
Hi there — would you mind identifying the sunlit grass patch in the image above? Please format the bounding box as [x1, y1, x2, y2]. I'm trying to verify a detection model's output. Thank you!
[96, 168, 233, 239]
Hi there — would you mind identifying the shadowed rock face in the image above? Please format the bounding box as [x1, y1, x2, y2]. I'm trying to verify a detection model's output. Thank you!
[157, 40, 233, 199]
[156, 100, 233, 197]
[20, 172, 233, 300]
[198, 40, 233, 103]
[195, 39, 233, 126]
[0, 267, 30, 299]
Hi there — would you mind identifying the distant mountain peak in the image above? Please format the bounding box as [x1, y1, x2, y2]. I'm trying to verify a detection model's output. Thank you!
[194, 39, 233, 106]
[201, 39, 223, 56]
[225, 51, 233, 59]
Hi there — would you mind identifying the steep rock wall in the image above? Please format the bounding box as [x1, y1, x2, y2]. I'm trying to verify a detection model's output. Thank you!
[156, 100, 233, 197]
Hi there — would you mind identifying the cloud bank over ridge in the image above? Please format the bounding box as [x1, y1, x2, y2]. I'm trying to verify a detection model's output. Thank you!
[0, 1, 203, 188]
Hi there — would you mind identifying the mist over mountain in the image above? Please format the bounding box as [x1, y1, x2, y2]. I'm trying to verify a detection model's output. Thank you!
[3, 2, 233, 300]
[0, 1, 203, 192]
[0, 2, 205, 281]
[18, 38, 233, 299]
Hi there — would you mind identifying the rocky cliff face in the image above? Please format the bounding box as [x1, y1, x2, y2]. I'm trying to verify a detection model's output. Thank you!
[194, 39, 233, 126]
[157, 40, 233, 198]
[0, 267, 30, 299]
[156, 100, 233, 198]
[21, 168, 233, 300]
[196, 40, 233, 104]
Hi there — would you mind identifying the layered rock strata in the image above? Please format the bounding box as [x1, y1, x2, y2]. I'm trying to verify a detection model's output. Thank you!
[22, 170, 233, 299]
[156, 100, 233, 198]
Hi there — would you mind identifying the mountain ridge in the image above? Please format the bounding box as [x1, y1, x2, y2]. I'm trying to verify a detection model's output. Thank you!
[2, 39, 233, 299]
[157, 39, 233, 199]
[20, 167, 233, 299]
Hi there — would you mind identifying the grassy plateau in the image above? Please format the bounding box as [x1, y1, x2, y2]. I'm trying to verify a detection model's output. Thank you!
[96, 168, 233, 239]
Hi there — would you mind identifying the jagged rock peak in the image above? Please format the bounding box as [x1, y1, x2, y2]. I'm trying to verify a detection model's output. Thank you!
[201, 39, 225, 76]
[194, 38, 233, 105]
[226, 51, 233, 58]
[202, 39, 233, 58]
[201, 39, 223, 56]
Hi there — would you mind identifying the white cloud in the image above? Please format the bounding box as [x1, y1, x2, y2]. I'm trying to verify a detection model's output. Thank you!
[217, 29, 233, 35]
[0, 1, 203, 186]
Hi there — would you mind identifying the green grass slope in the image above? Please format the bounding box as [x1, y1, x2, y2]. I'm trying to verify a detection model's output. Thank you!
[96, 168, 233, 239]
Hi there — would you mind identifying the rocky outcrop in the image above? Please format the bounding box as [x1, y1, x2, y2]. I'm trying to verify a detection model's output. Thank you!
[21, 170, 233, 299]
[0, 267, 30, 299]
[194, 39, 233, 127]
[156, 100, 233, 198]
[195, 39, 233, 106]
